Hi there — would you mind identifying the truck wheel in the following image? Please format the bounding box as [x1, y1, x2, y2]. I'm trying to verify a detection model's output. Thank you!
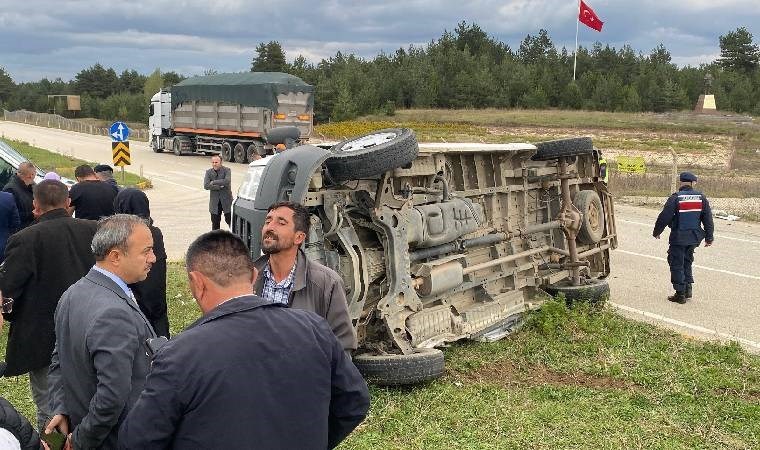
[172, 139, 182, 156]
[574, 190, 605, 244]
[221, 142, 233, 162]
[233, 143, 248, 164]
[247, 142, 264, 161]
[326, 128, 418, 182]
[531, 137, 594, 161]
[152, 137, 163, 153]
[545, 278, 609, 306]
[353, 348, 444, 386]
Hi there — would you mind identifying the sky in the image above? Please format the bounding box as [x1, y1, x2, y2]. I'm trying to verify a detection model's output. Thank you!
[1, 0, 759, 83]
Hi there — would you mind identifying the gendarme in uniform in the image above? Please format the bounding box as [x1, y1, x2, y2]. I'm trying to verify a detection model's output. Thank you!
[652, 172, 714, 303]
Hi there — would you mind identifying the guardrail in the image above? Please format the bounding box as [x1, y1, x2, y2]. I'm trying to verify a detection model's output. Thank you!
[2, 110, 149, 141]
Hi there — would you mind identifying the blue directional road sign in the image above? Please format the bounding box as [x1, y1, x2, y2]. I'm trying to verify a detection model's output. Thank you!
[109, 121, 130, 142]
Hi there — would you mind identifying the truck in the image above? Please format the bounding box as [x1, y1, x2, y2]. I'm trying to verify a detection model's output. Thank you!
[148, 72, 314, 163]
[232, 129, 616, 385]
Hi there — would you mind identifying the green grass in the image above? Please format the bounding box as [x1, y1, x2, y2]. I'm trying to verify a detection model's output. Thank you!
[2, 138, 150, 187]
[3, 265, 759, 448]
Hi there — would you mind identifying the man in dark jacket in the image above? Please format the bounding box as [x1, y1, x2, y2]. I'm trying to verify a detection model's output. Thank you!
[114, 188, 169, 337]
[653, 172, 714, 303]
[69, 164, 117, 220]
[2, 162, 35, 231]
[203, 155, 232, 230]
[0, 191, 19, 263]
[0, 180, 97, 432]
[95, 164, 120, 194]
[253, 201, 357, 351]
[119, 231, 370, 449]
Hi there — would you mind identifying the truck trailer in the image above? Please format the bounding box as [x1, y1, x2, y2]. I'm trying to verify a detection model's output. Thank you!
[149, 72, 314, 163]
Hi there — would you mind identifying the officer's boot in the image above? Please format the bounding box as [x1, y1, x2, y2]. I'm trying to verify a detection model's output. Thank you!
[685, 284, 693, 299]
[668, 291, 687, 304]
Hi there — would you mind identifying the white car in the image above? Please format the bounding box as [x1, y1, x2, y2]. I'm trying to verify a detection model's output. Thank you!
[0, 139, 76, 188]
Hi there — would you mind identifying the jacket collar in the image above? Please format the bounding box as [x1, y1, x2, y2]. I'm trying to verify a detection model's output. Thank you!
[36, 208, 70, 223]
[12, 175, 32, 192]
[85, 268, 157, 337]
[85, 267, 132, 302]
[186, 295, 279, 331]
[253, 248, 308, 294]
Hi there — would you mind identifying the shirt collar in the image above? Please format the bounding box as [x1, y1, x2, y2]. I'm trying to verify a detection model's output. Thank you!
[92, 265, 132, 299]
[263, 261, 296, 286]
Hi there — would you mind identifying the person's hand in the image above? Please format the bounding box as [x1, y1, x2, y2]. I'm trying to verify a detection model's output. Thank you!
[45, 414, 70, 436]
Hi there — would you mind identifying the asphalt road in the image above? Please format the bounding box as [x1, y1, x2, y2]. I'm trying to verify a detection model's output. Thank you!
[2, 121, 758, 353]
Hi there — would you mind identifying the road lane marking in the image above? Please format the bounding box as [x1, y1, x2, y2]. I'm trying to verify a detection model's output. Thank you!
[146, 176, 203, 192]
[617, 249, 760, 280]
[610, 302, 760, 351]
[619, 219, 760, 244]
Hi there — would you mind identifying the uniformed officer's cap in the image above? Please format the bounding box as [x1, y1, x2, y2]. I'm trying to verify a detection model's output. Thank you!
[679, 172, 697, 182]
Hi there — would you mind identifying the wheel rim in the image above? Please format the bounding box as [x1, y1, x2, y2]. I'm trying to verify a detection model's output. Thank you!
[341, 132, 397, 152]
[221, 143, 232, 161]
[247, 144, 262, 161]
[234, 144, 246, 163]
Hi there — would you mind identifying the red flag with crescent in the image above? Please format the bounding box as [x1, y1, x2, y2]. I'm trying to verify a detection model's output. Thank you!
[579, 0, 604, 32]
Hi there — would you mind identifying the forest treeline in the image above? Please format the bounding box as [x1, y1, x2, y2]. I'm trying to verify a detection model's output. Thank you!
[1, 23, 759, 124]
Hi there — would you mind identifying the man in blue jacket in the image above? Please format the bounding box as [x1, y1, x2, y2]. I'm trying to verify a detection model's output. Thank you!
[119, 230, 370, 449]
[653, 172, 714, 304]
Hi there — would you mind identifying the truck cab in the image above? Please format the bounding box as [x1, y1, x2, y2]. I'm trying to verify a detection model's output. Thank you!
[148, 90, 172, 150]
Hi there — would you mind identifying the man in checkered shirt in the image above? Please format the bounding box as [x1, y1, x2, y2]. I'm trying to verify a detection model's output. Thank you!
[253, 201, 357, 351]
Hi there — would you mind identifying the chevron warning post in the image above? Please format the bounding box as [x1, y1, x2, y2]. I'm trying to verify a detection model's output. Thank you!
[112, 141, 131, 166]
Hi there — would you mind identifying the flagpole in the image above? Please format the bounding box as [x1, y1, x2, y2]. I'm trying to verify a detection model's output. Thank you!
[573, 0, 580, 81]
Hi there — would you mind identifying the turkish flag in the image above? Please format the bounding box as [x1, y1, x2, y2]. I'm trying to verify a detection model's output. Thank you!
[579, 0, 604, 32]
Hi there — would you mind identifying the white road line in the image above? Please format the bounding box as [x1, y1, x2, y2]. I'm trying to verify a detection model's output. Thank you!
[147, 177, 203, 192]
[617, 249, 760, 281]
[167, 170, 195, 176]
[619, 219, 760, 244]
[610, 302, 760, 351]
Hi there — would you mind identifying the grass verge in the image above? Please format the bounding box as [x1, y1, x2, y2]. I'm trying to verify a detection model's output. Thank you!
[2, 264, 758, 448]
[3, 138, 150, 188]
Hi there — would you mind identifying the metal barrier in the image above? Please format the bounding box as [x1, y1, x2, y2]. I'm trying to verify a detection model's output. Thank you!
[2, 110, 148, 141]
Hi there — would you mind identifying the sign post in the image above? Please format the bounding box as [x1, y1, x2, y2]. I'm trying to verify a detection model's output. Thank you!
[109, 121, 131, 184]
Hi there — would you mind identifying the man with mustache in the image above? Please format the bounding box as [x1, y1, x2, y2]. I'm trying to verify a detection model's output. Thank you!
[253, 201, 357, 351]
[45, 214, 157, 449]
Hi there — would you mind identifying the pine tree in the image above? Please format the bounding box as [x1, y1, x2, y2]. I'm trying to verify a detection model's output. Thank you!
[251, 41, 288, 72]
[718, 27, 760, 73]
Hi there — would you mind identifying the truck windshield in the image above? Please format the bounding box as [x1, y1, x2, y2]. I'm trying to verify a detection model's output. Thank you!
[237, 164, 266, 201]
